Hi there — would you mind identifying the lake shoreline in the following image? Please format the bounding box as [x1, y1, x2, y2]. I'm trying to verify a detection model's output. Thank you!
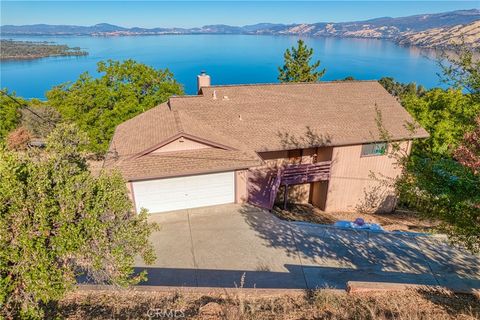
[0, 33, 443, 63]
[0, 39, 88, 61]
[0, 34, 446, 97]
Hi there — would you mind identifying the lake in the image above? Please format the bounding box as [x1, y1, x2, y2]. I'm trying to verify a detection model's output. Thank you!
[0, 35, 443, 98]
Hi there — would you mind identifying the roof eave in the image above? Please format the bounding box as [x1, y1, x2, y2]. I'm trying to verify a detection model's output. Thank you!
[124, 161, 262, 182]
[254, 134, 429, 154]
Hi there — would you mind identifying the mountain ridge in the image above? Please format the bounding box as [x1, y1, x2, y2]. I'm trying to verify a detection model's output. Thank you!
[2, 9, 479, 49]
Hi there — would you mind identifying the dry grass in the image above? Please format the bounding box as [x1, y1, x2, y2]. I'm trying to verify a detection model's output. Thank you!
[273, 203, 438, 232]
[46, 287, 480, 319]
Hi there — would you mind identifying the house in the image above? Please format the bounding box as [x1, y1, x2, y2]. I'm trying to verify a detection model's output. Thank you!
[105, 72, 428, 214]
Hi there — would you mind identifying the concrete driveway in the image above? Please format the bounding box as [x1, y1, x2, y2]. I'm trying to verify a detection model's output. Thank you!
[135, 204, 480, 291]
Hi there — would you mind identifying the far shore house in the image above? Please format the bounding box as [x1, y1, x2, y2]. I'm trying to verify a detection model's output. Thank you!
[105, 72, 428, 214]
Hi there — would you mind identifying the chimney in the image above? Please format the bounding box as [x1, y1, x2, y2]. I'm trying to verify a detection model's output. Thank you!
[197, 70, 211, 94]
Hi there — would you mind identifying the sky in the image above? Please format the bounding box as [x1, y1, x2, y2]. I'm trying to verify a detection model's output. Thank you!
[1, 1, 478, 28]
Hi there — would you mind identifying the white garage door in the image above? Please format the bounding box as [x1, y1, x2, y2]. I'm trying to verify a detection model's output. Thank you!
[132, 171, 235, 213]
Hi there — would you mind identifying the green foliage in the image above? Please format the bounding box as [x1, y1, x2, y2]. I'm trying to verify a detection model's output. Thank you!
[397, 156, 480, 253]
[0, 89, 22, 140]
[46, 59, 183, 154]
[0, 123, 157, 318]
[278, 39, 326, 83]
[454, 116, 480, 174]
[378, 77, 426, 98]
[439, 45, 480, 101]
[402, 88, 480, 156]
[20, 99, 60, 138]
[383, 44, 480, 252]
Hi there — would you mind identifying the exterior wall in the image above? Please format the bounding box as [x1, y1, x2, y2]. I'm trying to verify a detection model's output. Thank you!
[126, 182, 137, 213]
[152, 137, 211, 154]
[235, 170, 248, 203]
[325, 141, 411, 213]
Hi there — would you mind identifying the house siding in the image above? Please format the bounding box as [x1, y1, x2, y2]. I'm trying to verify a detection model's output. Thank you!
[152, 137, 211, 153]
[253, 143, 409, 212]
[126, 182, 137, 213]
[129, 141, 410, 213]
[235, 170, 248, 203]
[325, 141, 411, 213]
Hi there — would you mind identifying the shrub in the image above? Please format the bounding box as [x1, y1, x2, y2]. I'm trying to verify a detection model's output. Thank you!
[0, 123, 157, 318]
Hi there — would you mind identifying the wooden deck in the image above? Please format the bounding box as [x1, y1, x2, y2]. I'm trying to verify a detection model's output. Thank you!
[280, 162, 331, 185]
[248, 161, 332, 210]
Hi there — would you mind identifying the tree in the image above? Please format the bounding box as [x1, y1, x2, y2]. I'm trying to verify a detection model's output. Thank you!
[454, 116, 480, 174]
[0, 124, 157, 318]
[46, 59, 183, 155]
[378, 77, 425, 98]
[396, 155, 480, 253]
[278, 39, 325, 83]
[0, 89, 22, 140]
[381, 43, 480, 253]
[439, 44, 480, 101]
[1, 90, 59, 143]
[20, 100, 60, 139]
[401, 88, 480, 156]
[373, 106, 480, 253]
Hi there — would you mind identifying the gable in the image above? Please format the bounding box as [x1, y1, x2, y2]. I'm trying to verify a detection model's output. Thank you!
[151, 136, 214, 154]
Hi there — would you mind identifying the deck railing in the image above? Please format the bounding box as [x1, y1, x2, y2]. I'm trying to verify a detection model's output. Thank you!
[280, 161, 331, 186]
[266, 161, 332, 209]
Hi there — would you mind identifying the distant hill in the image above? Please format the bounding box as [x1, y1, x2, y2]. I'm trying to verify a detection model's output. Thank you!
[397, 20, 480, 48]
[1, 9, 479, 49]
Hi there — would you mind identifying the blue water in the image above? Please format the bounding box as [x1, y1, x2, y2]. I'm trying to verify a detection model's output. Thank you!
[0, 35, 443, 98]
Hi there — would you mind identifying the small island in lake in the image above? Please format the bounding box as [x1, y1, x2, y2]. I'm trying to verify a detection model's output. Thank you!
[0, 40, 88, 60]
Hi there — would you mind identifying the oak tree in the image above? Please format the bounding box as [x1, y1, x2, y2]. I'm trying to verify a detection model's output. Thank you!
[47, 60, 183, 155]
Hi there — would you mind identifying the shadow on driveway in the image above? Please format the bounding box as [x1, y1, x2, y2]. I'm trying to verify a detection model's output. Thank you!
[136, 263, 480, 290]
[130, 204, 480, 291]
[237, 205, 480, 291]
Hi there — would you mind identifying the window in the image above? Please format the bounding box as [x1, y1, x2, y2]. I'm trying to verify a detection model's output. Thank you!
[361, 142, 387, 156]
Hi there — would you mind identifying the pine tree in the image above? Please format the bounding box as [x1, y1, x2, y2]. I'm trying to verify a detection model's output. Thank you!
[278, 39, 326, 83]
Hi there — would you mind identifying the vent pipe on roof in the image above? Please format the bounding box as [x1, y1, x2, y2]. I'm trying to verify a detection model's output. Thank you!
[197, 70, 211, 94]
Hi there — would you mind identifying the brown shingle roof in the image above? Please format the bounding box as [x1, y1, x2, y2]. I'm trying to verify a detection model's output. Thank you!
[172, 81, 428, 151]
[110, 104, 251, 157]
[110, 103, 178, 157]
[109, 148, 262, 181]
[107, 81, 429, 180]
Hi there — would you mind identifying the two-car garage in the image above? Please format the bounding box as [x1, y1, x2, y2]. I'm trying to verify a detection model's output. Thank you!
[131, 171, 235, 213]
